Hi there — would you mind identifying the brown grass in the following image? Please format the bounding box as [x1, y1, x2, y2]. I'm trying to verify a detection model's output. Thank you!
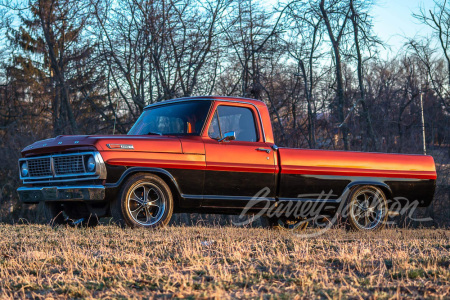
[0, 225, 448, 299]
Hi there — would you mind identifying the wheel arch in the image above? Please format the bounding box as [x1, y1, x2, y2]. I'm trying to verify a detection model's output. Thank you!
[340, 180, 393, 203]
[105, 167, 183, 208]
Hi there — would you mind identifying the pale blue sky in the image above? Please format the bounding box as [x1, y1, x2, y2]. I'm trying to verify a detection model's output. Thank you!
[372, 0, 435, 58]
[267, 0, 437, 59]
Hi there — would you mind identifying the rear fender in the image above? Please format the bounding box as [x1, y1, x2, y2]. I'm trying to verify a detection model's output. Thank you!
[339, 180, 393, 203]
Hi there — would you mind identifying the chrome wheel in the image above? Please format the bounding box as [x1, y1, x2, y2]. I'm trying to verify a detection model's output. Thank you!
[349, 187, 386, 230]
[126, 182, 166, 226]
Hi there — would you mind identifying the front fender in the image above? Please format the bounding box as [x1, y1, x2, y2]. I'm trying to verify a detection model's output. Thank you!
[105, 167, 183, 195]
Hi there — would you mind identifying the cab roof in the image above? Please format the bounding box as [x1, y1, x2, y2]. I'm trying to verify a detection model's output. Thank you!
[144, 96, 265, 110]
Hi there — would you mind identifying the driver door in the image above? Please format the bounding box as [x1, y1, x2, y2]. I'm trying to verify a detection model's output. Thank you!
[202, 104, 276, 208]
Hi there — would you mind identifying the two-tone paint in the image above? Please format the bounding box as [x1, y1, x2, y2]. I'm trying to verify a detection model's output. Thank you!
[18, 96, 437, 214]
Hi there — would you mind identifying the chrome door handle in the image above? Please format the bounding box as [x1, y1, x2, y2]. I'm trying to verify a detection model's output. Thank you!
[256, 148, 271, 154]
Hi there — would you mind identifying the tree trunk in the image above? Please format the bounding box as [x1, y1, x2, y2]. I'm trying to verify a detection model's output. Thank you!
[349, 0, 377, 151]
[320, 0, 349, 150]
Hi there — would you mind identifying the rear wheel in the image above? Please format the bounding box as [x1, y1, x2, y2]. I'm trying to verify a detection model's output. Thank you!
[346, 185, 388, 231]
[110, 173, 173, 228]
[43, 202, 99, 227]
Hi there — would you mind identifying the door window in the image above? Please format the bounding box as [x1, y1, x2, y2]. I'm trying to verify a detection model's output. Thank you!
[208, 111, 221, 140]
[208, 106, 258, 142]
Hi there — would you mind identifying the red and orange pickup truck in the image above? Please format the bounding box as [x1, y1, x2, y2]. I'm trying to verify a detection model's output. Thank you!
[17, 96, 436, 231]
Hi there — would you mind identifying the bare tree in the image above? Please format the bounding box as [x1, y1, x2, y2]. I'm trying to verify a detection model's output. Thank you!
[319, 0, 351, 150]
[412, 0, 450, 156]
[92, 0, 151, 116]
[92, 0, 228, 118]
[414, 0, 450, 89]
[284, 1, 325, 148]
[164, 0, 229, 97]
[407, 38, 449, 110]
[349, 0, 379, 151]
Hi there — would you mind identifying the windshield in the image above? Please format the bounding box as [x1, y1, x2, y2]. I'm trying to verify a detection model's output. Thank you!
[128, 100, 212, 136]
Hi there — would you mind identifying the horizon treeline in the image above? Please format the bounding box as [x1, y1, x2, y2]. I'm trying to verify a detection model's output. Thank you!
[0, 0, 448, 225]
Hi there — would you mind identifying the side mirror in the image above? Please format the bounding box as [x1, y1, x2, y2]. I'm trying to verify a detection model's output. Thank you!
[218, 131, 236, 142]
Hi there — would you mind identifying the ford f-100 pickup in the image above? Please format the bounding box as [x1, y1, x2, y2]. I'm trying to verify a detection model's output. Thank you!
[17, 96, 436, 231]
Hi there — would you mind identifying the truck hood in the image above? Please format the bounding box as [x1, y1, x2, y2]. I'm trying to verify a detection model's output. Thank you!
[21, 135, 182, 157]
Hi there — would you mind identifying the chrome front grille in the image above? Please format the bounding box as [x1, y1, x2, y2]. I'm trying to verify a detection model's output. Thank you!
[19, 152, 106, 183]
[28, 158, 52, 177]
[54, 155, 85, 175]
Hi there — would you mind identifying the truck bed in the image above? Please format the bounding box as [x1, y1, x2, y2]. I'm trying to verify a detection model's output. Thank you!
[277, 148, 436, 205]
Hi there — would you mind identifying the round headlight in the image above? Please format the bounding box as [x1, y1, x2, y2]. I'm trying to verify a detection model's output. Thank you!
[21, 161, 29, 177]
[86, 156, 96, 172]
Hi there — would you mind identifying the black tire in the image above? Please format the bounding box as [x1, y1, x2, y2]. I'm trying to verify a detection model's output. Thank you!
[110, 173, 174, 228]
[261, 216, 308, 231]
[66, 203, 100, 227]
[43, 202, 66, 225]
[43, 202, 99, 227]
[345, 185, 388, 232]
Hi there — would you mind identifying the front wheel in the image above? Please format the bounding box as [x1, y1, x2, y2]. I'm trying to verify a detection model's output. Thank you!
[346, 185, 388, 231]
[43, 202, 99, 227]
[110, 173, 174, 228]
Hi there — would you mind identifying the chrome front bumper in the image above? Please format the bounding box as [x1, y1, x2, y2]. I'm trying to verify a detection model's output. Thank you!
[17, 185, 106, 203]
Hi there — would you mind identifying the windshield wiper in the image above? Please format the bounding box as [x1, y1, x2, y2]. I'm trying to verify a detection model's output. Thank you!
[147, 132, 163, 136]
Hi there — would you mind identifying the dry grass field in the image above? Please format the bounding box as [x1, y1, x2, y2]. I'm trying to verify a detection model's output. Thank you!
[0, 225, 448, 299]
